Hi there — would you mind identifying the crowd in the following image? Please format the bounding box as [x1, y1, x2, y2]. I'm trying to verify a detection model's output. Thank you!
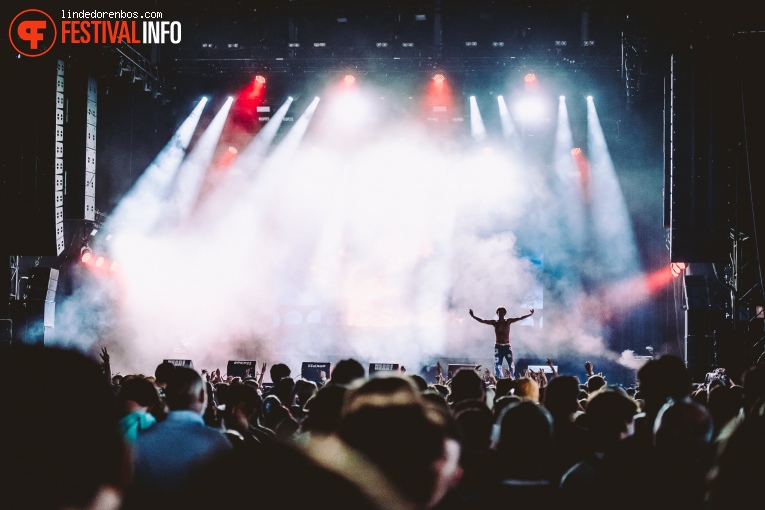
[1, 343, 764, 510]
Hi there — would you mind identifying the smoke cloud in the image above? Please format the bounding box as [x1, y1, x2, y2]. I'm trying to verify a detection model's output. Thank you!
[49, 92, 647, 381]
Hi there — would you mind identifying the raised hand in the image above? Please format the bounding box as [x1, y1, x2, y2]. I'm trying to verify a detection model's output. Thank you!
[99, 347, 110, 364]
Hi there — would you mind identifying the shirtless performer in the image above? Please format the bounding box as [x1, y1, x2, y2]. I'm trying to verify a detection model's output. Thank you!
[469, 307, 534, 378]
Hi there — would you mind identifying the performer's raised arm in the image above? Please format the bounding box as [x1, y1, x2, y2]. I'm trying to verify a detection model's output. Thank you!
[509, 309, 534, 323]
[469, 309, 494, 325]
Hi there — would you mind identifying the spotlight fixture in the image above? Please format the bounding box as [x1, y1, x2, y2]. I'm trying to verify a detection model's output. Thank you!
[560, 95, 566, 100]
[587, 95, 593, 100]
[571, 148, 582, 156]
[524, 73, 537, 83]
[343, 74, 356, 86]
[255, 75, 266, 84]
[432, 74, 445, 84]
[80, 246, 92, 264]
[95, 257, 105, 268]
[670, 262, 687, 277]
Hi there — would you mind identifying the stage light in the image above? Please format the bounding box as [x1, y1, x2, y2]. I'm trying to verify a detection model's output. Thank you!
[81, 246, 92, 264]
[560, 95, 565, 100]
[343, 74, 356, 86]
[670, 262, 687, 277]
[571, 148, 581, 156]
[433, 74, 445, 84]
[110, 261, 119, 272]
[524, 73, 537, 83]
[95, 257, 105, 268]
[587, 95, 593, 100]
[255, 75, 266, 84]
[469, 96, 486, 141]
[228, 146, 238, 154]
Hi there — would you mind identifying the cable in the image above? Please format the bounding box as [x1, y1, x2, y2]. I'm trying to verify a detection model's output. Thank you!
[739, 74, 765, 306]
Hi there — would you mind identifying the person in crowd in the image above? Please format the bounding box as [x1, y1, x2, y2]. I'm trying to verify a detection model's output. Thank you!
[560, 388, 639, 508]
[117, 375, 162, 443]
[475, 400, 559, 506]
[651, 398, 714, 509]
[221, 382, 268, 450]
[706, 400, 765, 508]
[272, 376, 296, 407]
[153, 361, 176, 397]
[292, 379, 318, 421]
[129, 367, 231, 508]
[301, 383, 349, 435]
[543, 375, 590, 480]
[269, 362, 291, 385]
[448, 368, 485, 404]
[633, 355, 692, 443]
[336, 375, 463, 509]
[512, 376, 540, 403]
[329, 358, 366, 386]
[452, 400, 494, 499]
[468, 307, 534, 378]
[0, 345, 128, 510]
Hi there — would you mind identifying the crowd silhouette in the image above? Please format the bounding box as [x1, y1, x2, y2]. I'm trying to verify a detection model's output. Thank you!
[1, 343, 763, 510]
